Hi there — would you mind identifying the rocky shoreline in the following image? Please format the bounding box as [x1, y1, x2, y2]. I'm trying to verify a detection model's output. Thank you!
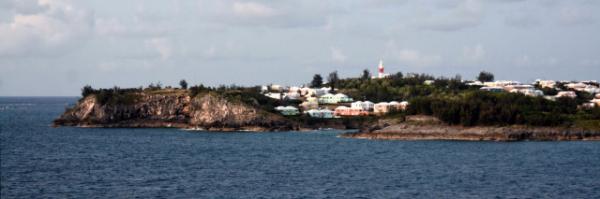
[341, 123, 600, 141]
[52, 91, 365, 132]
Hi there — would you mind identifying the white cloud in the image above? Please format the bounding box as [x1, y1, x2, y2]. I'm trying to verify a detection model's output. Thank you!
[232, 2, 277, 18]
[558, 6, 595, 26]
[396, 49, 442, 67]
[330, 47, 347, 63]
[145, 37, 173, 60]
[462, 44, 485, 63]
[95, 18, 167, 38]
[415, 0, 483, 31]
[0, 0, 93, 57]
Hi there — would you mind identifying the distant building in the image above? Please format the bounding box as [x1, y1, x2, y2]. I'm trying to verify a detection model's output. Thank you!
[534, 79, 556, 88]
[424, 80, 435, 85]
[480, 86, 504, 93]
[264, 92, 283, 100]
[505, 84, 543, 97]
[556, 91, 577, 99]
[318, 93, 353, 104]
[510, 89, 544, 97]
[351, 101, 374, 111]
[372, 60, 390, 79]
[483, 81, 520, 88]
[275, 106, 300, 116]
[300, 97, 319, 110]
[270, 84, 284, 92]
[590, 98, 600, 106]
[374, 101, 408, 115]
[285, 92, 301, 100]
[466, 81, 484, 86]
[334, 106, 369, 116]
[305, 109, 334, 118]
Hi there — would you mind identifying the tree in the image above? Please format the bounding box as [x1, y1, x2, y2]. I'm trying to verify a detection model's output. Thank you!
[81, 85, 95, 97]
[311, 74, 323, 88]
[179, 79, 188, 89]
[328, 71, 339, 91]
[477, 71, 494, 82]
[361, 69, 371, 81]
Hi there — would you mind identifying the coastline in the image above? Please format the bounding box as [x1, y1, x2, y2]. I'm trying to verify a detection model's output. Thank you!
[340, 123, 600, 141]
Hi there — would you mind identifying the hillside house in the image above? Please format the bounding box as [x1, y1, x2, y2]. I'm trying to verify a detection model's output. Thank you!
[275, 106, 300, 116]
[556, 91, 577, 99]
[480, 86, 504, 93]
[351, 101, 374, 111]
[334, 106, 369, 116]
[318, 93, 353, 104]
[305, 109, 334, 118]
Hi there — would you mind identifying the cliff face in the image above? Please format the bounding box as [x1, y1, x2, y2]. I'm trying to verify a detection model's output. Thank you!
[54, 92, 296, 131]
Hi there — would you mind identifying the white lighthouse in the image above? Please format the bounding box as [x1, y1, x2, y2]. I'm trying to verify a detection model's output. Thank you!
[378, 59, 385, 78]
[373, 59, 390, 79]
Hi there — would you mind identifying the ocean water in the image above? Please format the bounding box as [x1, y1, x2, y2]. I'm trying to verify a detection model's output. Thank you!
[1, 97, 600, 198]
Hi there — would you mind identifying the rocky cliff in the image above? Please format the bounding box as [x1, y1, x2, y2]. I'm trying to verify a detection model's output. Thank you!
[53, 91, 297, 131]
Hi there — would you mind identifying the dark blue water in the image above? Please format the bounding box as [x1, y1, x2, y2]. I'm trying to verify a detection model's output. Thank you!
[1, 97, 599, 198]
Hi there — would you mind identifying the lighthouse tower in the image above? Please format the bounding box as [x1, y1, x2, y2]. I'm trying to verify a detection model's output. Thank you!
[378, 59, 385, 78]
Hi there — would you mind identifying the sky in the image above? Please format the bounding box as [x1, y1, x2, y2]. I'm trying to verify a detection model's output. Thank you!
[1, 0, 599, 96]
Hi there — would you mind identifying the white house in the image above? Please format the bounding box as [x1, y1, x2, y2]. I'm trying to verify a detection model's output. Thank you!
[590, 98, 600, 106]
[467, 81, 484, 86]
[535, 79, 557, 88]
[556, 91, 577, 98]
[351, 101, 374, 111]
[275, 106, 300, 116]
[374, 101, 409, 115]
[484, 81, 520, 88]
[318, 93, 353, 104]
[510, 89, 544, 97]
[480, 86, 504, 92]
[506, 85, 543, 97]
[264, 92, 282, 100]
[300, 97, 319, 110]
[305, 109, 334, 118]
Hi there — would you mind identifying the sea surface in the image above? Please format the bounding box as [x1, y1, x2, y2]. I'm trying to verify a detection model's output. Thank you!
[1, 97, 600, 198]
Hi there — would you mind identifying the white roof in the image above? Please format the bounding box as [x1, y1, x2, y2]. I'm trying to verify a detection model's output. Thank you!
[334, 93, 348, 97]
[335, 106, 349, 110]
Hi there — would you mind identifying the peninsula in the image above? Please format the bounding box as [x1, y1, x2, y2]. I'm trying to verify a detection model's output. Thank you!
[54, 63, 600, 141]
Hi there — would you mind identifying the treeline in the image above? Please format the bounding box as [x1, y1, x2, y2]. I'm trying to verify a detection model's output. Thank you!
[406, 91, 588, 126]
[330, 72, 473, 102]
[81, 85, 142, 105]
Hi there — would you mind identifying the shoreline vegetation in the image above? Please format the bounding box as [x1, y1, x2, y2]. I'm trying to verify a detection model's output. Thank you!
[54, 70, 600, 141]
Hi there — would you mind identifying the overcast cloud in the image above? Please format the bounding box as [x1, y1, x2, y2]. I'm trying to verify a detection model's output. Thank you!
[1, 0, 599, 96]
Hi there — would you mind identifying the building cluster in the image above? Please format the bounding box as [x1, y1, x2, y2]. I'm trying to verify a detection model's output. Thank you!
[268, 60, 408, 118]
[471, 79, 600, 108]
[269, 86, 409, 118]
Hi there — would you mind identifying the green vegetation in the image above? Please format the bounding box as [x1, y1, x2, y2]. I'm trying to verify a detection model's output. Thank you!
[334, 72, 467, 102]
[328, 71, 339, 92]
[179, 79, 188, 89]
[311, 74, 323, 88]
[477, 71, 494, 82]
[406, 91, 579, 126]
[81, 85, 142, 105]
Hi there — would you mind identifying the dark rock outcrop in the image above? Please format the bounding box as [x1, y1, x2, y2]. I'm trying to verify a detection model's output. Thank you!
[341, 124, 600, 141]
[53, 92, 297, 131]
